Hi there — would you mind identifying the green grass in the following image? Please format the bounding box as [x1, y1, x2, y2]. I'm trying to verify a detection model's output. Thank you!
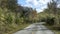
[45, 24, 60, 34]
[9, 23, 31, 34]
[0, 23, 31, 34]
[54, 30, 60, 34]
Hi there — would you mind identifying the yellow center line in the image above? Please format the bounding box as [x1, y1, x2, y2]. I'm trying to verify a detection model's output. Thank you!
[32, 32, 34, 34]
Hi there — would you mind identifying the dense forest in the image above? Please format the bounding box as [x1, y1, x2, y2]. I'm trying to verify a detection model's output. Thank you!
[0, 0, 60, 34]
[0, 0, 38, 34]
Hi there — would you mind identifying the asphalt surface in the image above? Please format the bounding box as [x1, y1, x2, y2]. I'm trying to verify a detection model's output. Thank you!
[14, 23, 55, 34]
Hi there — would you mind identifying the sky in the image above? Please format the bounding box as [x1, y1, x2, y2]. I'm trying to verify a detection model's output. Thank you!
[17, 0, 51, 13]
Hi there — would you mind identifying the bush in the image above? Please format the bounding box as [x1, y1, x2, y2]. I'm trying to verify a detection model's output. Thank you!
[46, 17, 55, 25]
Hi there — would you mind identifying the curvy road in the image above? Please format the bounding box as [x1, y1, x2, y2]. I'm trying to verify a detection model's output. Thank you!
[14, 23, 55, 34]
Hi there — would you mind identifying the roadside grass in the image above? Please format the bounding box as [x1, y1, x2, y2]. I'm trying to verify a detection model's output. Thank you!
[10, 23, 31, 34]
[45, 24, 60, 34]
[0, 23, 31, 34]
[54, 30, 60, 34]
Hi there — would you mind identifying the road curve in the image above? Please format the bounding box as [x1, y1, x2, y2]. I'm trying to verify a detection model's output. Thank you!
[14, 23, 55, 34]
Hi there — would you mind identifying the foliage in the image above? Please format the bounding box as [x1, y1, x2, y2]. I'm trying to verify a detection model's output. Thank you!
[38, 0, 60, 25]
[0, 0, 38, 34]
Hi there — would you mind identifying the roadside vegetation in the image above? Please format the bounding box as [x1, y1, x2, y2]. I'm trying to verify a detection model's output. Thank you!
[0, 0, 60, 34]
[0, 0, 38, 34]
[38, 0, 60, 34]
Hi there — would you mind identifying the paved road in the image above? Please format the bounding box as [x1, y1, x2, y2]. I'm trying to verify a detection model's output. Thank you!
[14, 23, 55, 34]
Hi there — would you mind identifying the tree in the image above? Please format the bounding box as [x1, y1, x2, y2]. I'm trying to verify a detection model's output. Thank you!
[47, 0, 57, 14]
[7, 0, 17, 10]
[0, 0, 8, 8]
[47, 0, 60, 25]
[0, 0, 17, 11]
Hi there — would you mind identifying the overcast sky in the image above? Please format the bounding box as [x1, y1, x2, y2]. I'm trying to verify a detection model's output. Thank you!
[18, 0, 51, 13]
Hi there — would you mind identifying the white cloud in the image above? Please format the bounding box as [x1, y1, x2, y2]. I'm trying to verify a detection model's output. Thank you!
[36, 5, 47, 12]
[57, 4, 60, 8]
[36, 9, 43, 13]
[24, 4, 32, 7]
[26, 0, 38, 6]
[25, 0, 51, 12]
[26, 0, 50, 6]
